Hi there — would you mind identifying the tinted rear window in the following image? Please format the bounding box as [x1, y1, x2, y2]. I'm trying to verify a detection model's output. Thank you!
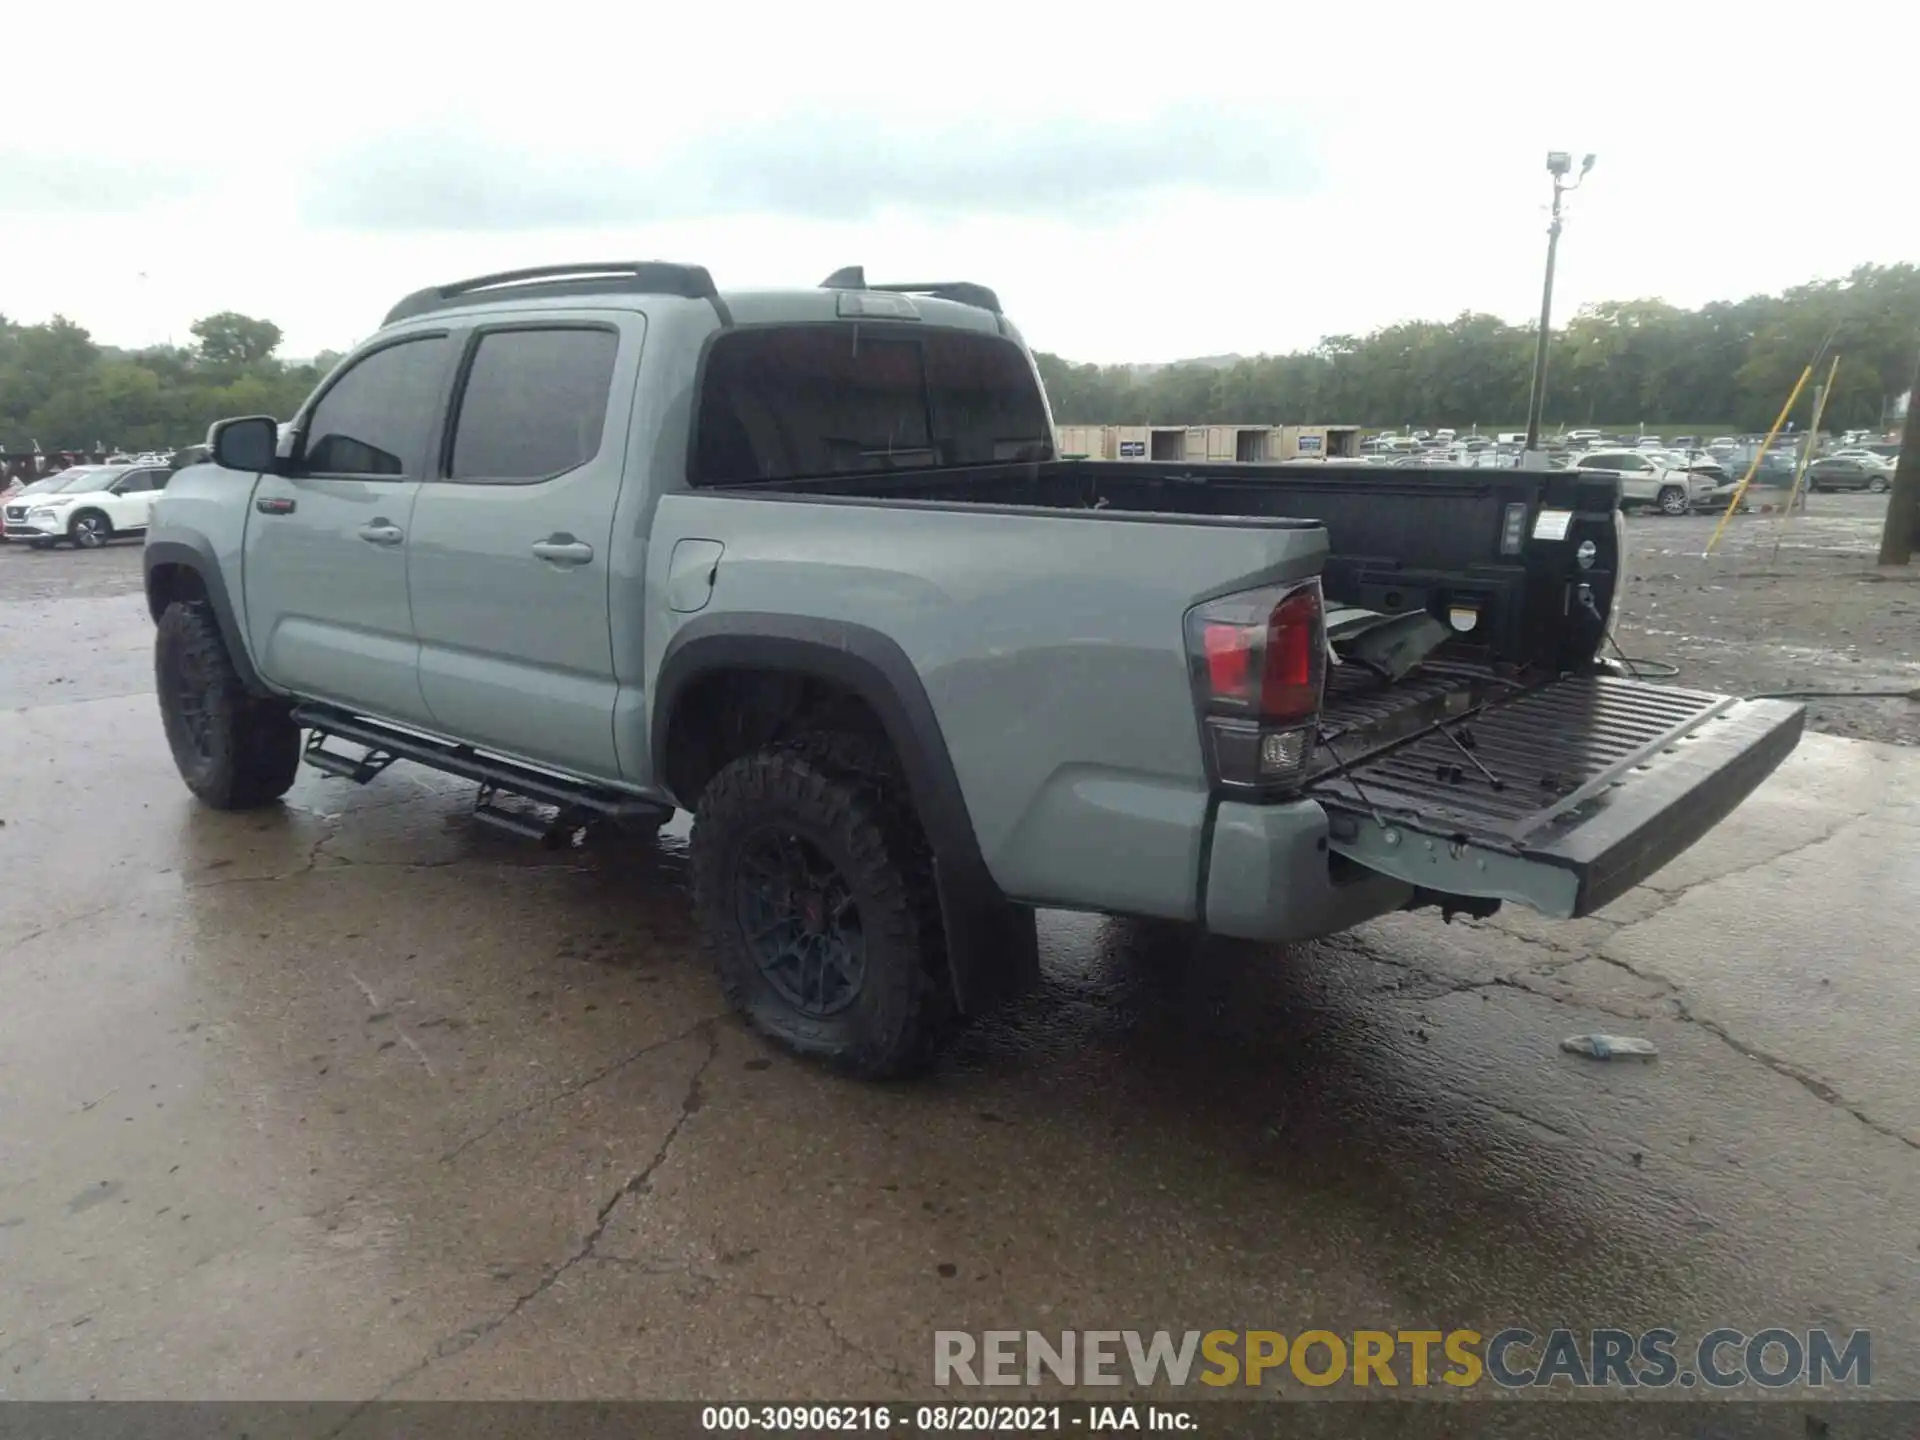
[450, 327, 619, 482]
[691, 325, 1053, 485]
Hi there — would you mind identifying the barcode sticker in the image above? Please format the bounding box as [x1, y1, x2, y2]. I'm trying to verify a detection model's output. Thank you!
[1532, 508, 1573, 541]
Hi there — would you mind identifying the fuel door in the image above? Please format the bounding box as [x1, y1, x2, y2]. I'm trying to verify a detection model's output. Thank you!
[666, 538, 725, 614]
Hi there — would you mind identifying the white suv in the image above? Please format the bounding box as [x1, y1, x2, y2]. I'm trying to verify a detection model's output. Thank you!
[2, 463, 172, 549]
[1568, 450, 1715, 516]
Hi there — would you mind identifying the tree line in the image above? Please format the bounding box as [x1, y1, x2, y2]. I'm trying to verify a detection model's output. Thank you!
[3, 262, 1916, 457]
[0, 311, 341, 461]
[1033, 263, 1920, 434]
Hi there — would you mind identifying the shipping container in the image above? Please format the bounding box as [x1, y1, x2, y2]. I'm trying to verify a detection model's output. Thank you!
[1054, 425, 1114, 459]
[1132, 426, 1184, 461]
[1276, 424, 1363, 460]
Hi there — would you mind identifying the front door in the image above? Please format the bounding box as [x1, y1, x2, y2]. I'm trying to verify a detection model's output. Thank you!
[243, 332, 454, 725]
[406, 317, 637, 781]
[104, 467, 169, 532]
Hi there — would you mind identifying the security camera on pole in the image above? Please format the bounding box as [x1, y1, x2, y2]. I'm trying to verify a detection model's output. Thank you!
[1522, 151, 1595, 463]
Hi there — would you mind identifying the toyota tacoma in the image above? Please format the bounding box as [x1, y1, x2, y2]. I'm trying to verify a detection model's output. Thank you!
[145, 262, 1804, 1076]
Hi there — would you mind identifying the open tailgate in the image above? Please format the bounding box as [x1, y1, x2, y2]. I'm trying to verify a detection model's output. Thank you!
[1309, 673, 1805, 919]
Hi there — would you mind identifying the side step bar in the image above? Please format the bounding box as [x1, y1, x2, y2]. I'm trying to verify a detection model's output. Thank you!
[292, 705, 672, 842]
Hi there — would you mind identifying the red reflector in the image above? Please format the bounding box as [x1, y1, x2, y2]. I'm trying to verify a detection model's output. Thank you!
[1261, 587, 1324, 719]
[1202, 623, 1254, 698]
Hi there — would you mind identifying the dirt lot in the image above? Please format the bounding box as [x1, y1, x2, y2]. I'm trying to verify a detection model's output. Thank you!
[1612, 492, 1920, 746]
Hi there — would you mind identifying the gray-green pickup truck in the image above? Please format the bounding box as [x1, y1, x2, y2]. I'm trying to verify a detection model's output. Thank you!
[145, 262, 1804, 1077]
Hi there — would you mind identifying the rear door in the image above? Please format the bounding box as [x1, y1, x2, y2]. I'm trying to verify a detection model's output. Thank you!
[1308, 671, 1803, 918]
[1607, 452, 1659, 502]
[108, 467, 168, 530]
[405, 315, 636, 781]
[244, 332, 454, 726]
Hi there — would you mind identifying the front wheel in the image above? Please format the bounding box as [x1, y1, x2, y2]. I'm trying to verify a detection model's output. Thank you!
[155, 601, 301, 808]
[68, 512, 111, 549]
[1868, 476, 1890, 494]
[1657, 486, 1689, 516]
[689, 733, 951, 1078]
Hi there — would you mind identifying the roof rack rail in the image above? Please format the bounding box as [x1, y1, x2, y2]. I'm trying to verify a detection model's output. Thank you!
[820, 266, 1002, 316]
[383, 262, 726, 327]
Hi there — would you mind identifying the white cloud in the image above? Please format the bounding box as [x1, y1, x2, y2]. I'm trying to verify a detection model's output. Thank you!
[2, 0, 1914, 361]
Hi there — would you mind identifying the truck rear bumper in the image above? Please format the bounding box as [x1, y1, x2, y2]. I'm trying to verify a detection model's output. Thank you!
[1203, 798, 1413, 942]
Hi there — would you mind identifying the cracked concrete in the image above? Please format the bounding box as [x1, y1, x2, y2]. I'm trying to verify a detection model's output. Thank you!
[1, 540, 1917, 1403]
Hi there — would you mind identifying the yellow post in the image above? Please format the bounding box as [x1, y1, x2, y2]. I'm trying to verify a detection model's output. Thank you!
[1705, 364, 1814, 557]
[1778, 354, 1840, 523]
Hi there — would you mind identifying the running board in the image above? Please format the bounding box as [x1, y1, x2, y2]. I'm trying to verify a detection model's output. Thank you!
[292, 706, 673, 835]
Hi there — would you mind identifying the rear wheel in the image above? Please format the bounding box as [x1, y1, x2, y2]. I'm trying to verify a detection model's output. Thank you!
[68, 511, 111, 548]
[155, 601, 301, 808]
[1657, 486, 1689, 516]
[690, 731, 951, 1078]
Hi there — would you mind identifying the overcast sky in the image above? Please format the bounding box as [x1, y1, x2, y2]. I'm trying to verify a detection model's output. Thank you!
[5, 0, 1913, 363]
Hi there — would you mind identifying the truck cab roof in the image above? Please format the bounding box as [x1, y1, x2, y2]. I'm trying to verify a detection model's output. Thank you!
[379, 261, 1014, 339]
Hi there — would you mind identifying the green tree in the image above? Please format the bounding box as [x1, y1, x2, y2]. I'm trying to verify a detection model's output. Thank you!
[190, 311, 284, 368]
[1037, 262, 1920, 436]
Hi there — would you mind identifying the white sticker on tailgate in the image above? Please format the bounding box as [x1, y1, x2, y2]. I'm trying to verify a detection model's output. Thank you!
[1532, 508, 1573, 541]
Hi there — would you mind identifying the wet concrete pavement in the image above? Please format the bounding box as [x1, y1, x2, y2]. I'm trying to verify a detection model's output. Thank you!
[1, 540, 1917, 1404]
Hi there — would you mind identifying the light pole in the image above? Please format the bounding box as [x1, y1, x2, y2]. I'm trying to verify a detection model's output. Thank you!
[1522, 151, 1595, 453]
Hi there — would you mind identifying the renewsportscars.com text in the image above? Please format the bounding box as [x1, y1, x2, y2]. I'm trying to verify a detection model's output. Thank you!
[933, 1328, 1871, 1390]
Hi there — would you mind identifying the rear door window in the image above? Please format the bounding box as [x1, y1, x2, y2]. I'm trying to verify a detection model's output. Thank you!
[447, 327, 620, 483]
[692, 325, 1053, 485]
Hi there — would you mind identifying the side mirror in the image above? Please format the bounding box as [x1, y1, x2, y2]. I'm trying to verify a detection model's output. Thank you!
[209, 415, 280, 474]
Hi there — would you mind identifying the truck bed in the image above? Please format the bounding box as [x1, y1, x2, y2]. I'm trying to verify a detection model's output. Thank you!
[723, 459, 1623, 676]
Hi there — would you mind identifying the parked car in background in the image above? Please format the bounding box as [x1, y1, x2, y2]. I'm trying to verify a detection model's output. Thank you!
[1804, 457, 1891, 493]
[3, 470, 99, 540]
[1741, 453, 1803, 487]
[1697, 478, 1752, 514]
[1568, 450, 1714, 515]
[2, 473, 76, 540]
[2, 463, 172, 548]
[1829, 448, 1896, 469]
[1564, 429, 1604, 446]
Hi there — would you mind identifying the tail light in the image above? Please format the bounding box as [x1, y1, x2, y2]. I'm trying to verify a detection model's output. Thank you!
[1183, 579, 1326, 795]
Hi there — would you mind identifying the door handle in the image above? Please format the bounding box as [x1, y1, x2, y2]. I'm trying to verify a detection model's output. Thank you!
[357, 522, 405, 546]
[531, 538, 595, 566]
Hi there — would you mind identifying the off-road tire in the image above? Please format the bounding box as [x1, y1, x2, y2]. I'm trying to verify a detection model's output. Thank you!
[69, 510, 111, 548]
[690, 730, 952, 1078]
[1657, 486, 1689, 516]
[155, 601, 301, 808]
